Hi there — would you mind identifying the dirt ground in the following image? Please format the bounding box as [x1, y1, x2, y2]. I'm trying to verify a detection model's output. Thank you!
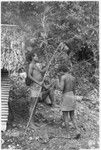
[1, 97, 99, 150]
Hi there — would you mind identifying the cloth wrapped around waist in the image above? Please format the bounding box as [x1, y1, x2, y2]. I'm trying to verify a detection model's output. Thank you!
[30, 83, 42, 97]
[61, 91, 76, 111]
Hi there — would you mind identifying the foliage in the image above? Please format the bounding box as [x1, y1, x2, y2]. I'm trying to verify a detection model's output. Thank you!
[1, 1, 99, 83]
[1, 3, 99, 149]
[1, 26, 25, 71]
[9, 73, 29, 100]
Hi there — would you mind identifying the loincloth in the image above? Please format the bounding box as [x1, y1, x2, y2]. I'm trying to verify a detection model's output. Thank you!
[61, 91, 76, 111]
[30, 83, 42, 98]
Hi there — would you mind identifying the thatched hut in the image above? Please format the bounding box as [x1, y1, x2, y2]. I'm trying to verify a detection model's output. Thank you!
[1, 24, 25, 75]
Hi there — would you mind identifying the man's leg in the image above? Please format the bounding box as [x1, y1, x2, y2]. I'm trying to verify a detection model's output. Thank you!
[70, 110, 78, 129]
[70, 110, 80, 135]
[63, 111, 71, 138]
[42, 89, 54, 106]
[48, 89, 54, 106]
[70, 111, 75, 127]
[29, 97, 38, 128]
[42, 90, 49, 103]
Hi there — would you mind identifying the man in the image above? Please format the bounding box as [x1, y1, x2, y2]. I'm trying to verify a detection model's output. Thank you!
[28, 53, 54, 127]
[56, 65, 80, 139]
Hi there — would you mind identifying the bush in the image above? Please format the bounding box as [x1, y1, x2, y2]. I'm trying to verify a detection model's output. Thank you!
[9, 72, 30, 100]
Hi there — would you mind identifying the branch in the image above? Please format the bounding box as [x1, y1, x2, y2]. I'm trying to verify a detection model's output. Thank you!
[64, 34, 82, 44]
[41, 13, 49, 63]
[1, 24, 19, 26]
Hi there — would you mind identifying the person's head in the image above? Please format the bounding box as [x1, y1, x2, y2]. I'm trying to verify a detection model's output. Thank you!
[32, 53, 39, 63]
[26, 52, 39, 63]
[56, 64, 70, 77]
[18, 67, 25, 73]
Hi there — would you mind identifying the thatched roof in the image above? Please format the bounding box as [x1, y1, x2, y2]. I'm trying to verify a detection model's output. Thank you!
[1, 25, 25, 71]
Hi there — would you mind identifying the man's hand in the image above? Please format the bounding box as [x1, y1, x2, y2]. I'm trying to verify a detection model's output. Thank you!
[39, 81, 47, 89]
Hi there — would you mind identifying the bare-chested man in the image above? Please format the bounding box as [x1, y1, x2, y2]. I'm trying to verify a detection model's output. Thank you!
[28, 54, 54, 127]
[56, 65, 80, 139]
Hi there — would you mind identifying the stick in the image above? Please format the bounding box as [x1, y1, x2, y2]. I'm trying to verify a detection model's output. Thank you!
[24, 42, 63, 134]
[1, 24, 18, 26]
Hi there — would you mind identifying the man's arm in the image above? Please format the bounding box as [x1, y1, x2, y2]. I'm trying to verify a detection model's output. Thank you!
[38, 66, 47, 73]
[73, 79, 76, 95]
[36, 63, 48, 74]
[44, 79, 56, 89]
[60, 76, 65, 91]
[28, 64, 42, 86]
[56, 76, 64, 91]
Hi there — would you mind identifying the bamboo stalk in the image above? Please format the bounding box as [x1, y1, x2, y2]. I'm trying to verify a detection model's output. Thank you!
[1, 24, 18, 27]
[24, 42, 63, 135]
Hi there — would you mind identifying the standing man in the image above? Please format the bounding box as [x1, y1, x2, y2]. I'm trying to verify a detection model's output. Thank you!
[56, 65, 80, 139]
[28, 53, 54, 127]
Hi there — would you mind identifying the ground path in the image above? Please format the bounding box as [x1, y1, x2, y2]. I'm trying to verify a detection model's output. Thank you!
[2, 100, 99, 150]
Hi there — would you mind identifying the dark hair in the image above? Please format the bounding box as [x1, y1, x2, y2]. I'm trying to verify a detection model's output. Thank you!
[57, 65, 69, 73]
[26, 52, 35, 63]
[18, 67, 25, 73]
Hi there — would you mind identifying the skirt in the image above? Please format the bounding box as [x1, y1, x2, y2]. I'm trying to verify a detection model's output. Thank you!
[30, 83, 42, 98]
[61, 91, 76, 111]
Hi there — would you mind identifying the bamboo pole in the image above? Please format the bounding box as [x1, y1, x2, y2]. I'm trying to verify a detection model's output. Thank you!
[1, 24, 18, 27]
[24, 42, 63, 135]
